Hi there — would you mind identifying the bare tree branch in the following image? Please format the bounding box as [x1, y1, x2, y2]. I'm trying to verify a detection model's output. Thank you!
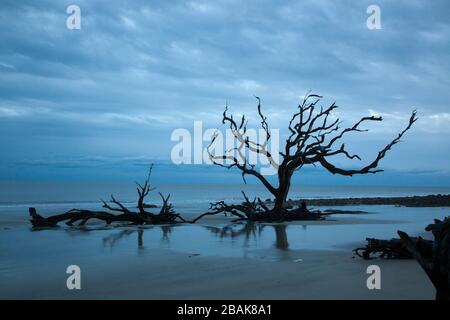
[207, 93, 417, 215]
[29, 165, 184, 227]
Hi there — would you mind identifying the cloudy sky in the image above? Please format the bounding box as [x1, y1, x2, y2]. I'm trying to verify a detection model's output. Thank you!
[0, 0, 449, 185]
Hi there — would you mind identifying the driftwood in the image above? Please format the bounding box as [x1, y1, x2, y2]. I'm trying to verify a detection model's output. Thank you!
[191, 194, 367, 223]
[28, 191, 322, 228]
[353, 237, 431, 259]
[190, 192, 323, 223]
[29, 166, 187, 228]
[398, 217, 450, 300]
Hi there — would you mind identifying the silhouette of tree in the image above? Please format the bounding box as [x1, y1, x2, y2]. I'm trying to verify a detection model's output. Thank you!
[207, 92, 417, 219]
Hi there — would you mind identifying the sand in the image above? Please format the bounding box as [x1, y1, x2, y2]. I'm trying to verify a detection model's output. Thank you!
[0, 205, 442, 300]
[1, 248, 434, 299]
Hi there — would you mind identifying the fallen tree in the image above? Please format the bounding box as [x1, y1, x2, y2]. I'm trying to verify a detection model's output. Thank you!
[190, 192, 323, 223]
[398, 217, 450, 300]
[353, 216, 449, 300]
[29, 165, 187, 228]
[353, 237, 431, 259]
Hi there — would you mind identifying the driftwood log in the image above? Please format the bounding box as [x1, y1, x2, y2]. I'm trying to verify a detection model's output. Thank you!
[29, 166, 187, 228]
[28, 191, 323, 228]
[190, 192, 323, 223]
[29, 187, 366, 227]
[353, 237, 431, 259]
[398, 217, 450, 300]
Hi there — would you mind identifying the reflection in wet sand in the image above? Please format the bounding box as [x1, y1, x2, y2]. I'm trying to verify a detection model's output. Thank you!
[99, 223, 295, 252]
[102, 229, 136, 248]
[102, 226, 173, 249]
[206, 223, 291, 250]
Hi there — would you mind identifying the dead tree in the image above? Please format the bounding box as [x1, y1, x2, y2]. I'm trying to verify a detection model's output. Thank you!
[353, 237, 431, 259]
[190, 191, 323, 223]
[206, 92, 417, 220]
[398, 217, 450, 300]
[29, 165, 187, 228]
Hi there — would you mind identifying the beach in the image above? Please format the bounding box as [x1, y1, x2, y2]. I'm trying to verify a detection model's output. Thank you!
[1, 187, 447, 300]
[0, 245, 433, 300]
[1, 0, 449, 305]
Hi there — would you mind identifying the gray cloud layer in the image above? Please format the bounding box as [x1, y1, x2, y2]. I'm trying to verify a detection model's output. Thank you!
[0, 0, 449, 182]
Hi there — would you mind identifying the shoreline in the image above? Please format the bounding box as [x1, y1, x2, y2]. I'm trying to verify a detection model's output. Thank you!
[278, 194, 450, 207]
[1, 194, 450, 228]
[1, 205, 444, 299]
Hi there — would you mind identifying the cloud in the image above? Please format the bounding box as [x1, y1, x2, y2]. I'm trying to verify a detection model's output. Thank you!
[120, 16, 137, 29]
[0, 106, 28, 117]
[0, 0, 449, 182]
[367, 109, 450, 134]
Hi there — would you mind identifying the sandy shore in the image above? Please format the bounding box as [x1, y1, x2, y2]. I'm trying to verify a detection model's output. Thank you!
[1, 204, 445, 300]
[1, 248, 434, 299]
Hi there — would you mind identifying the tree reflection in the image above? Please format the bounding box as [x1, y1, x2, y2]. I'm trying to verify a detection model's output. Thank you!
[102, 226, 172, 249]
[99, 222, 294, 252]
[273, 224, 288, 250]
[206, 222, 289, 250]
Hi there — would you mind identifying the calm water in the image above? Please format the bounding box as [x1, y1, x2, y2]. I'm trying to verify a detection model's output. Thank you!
[1, 181, 450, 222]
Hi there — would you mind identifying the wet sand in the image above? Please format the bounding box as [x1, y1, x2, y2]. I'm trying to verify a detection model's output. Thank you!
[1, 248, 434, 299]
[1, 205, 446, 300]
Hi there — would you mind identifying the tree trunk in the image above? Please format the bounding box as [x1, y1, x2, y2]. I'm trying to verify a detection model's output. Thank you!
[273, 168, 292, 211]
[398, 218, 450, 301]
[436, 287, 449, 300]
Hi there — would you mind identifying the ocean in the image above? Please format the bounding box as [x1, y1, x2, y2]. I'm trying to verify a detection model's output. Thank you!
[1, 181, 450, 222]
